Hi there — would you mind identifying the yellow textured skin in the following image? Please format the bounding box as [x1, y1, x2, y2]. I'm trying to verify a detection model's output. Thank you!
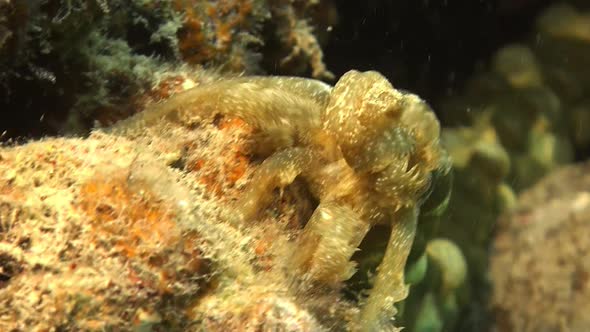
[107, 70, 449, 331]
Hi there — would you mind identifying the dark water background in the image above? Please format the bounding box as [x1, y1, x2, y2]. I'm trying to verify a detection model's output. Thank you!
[325, 0, 556, 111]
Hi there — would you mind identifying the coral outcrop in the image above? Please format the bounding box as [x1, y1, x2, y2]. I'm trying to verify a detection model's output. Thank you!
[490, 162, 590, 332]
[0, 112, 336, 331]
[0, 135, 212, 330]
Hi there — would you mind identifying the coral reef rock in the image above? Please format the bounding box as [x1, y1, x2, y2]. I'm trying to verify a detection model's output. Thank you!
[490, 162, 590, 332]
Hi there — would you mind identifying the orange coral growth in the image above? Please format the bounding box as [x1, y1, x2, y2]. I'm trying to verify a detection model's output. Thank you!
[76, 173, 209, 296]
[174, 0, 256, 68]
[218, 117, 251, 184]
[252, 235, 275, 272]
[147, 75, 191, 101]
[187, 115, 253, 198]
[209, 0, 253, 48]
[77, 175, 180, 258]
[176, 4, 211, 64]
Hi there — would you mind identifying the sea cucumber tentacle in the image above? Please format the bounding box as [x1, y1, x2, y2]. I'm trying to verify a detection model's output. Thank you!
[228, 147, 318, 225]
[292, 201, 371, 284]
[105, 76, 332, 139]
[359, 206, 418, 332]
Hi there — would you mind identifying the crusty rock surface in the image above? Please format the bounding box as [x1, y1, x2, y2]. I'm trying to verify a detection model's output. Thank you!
[490, 162, 590, 332]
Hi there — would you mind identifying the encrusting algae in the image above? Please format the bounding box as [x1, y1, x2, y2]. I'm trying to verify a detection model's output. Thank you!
[0, 69, 449, 331]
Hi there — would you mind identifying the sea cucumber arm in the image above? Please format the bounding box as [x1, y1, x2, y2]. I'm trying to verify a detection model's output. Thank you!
[105, 76, 332, 139]
[359, 207, 418, 332]
[292, 202, 371, 284]
[228, 147, 318, 225]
